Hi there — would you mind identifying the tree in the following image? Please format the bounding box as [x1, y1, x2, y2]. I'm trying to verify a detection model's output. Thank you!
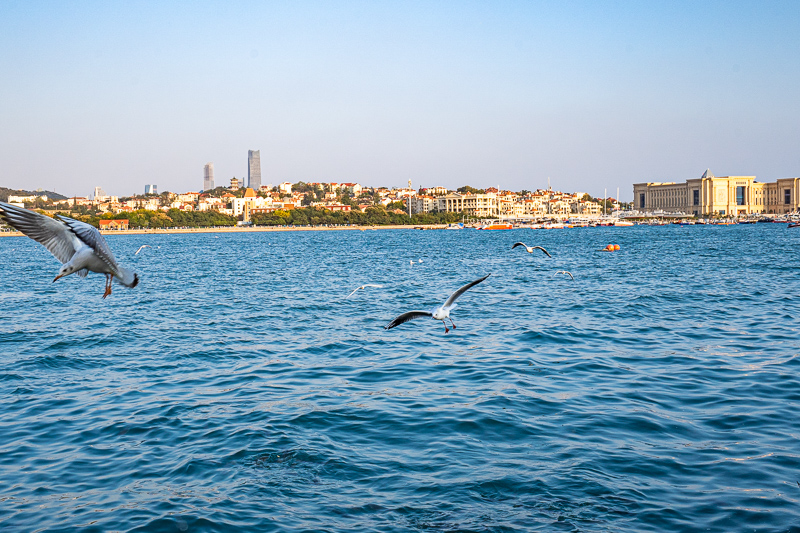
[457, 185, 485, 194]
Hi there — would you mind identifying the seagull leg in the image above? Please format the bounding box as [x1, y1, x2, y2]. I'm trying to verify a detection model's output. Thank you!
[102, 274, 112, 299]
[442, 320, 449, 333]
[450, 318, 456, 330]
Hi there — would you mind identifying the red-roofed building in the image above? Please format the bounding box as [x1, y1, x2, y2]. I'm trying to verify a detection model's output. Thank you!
[99, 219, 129, 230]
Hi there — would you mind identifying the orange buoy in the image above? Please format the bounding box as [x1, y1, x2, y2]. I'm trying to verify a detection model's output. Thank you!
[605, 244, 614, 251]
[613, 244, 620, 251]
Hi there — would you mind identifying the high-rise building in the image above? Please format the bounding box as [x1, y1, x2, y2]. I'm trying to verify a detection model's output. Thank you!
[144, 184, 157, 195]
[203, 162, 215, 191]
[248, 150, 261, 190]
[92, 186, 106, 200]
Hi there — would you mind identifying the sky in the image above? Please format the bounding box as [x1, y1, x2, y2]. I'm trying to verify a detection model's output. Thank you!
[1, 1, 799, 200]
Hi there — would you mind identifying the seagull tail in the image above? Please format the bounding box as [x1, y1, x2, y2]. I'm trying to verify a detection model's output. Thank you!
[116, 267, 139, 288]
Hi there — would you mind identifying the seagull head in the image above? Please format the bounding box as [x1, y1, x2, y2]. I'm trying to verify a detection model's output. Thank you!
[54, 264, 77, 282]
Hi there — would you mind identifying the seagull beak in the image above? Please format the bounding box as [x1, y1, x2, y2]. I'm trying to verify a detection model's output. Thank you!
[53, 273, 64, 282]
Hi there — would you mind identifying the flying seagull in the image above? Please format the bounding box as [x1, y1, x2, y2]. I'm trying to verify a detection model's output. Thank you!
[511, 242, 552, 257]
[135, 245, 151, 255]
[554, 271, 575, 280]
[345, 284, 383, 299]
[385, 274, 490, 333]
[0, 202, 139, 298]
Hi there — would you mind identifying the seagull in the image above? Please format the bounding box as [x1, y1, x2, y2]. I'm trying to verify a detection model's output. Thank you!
[345, 284, 383, 299]
[554, 271, 575, 280]
[511, 242, 552, 257]
[135, 245, 151, 255]
[0, 202, 139, 298]
[385, 274, 490, 333]
[409, 259, 424, 265]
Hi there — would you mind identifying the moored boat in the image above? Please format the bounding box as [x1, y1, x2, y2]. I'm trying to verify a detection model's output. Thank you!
[478, 222, 513, 230]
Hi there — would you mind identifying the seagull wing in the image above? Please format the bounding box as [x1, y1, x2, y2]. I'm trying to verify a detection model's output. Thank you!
[532, 246, 552, 258]
[384, 311, 433, 329]
[443, 273, 491, 309]
[363, 284, 383, 288]
[0, 202, 82, 264]
[345, 287, 362, 299]
[566, 272, 574, 280]
[511, 242, 527, 250]
[56, 215, 119, 271]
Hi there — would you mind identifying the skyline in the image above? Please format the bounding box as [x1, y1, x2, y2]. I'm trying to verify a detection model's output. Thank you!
[2, 1, 799, 201]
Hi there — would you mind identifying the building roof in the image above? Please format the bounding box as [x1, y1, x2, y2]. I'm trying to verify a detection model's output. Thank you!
[701, 169, 715, 179]
[243, 188, 257, 198]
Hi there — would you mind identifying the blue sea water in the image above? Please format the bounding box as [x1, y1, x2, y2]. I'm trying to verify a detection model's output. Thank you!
[1, 225, 799, 532]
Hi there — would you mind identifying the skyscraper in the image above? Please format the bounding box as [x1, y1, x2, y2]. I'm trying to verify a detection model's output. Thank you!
[144, 184, 157, 195]
[248, 150, 261, 190]
[203, 162, 215, 191]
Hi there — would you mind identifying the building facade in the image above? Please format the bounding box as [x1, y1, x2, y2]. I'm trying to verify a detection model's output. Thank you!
[436, 192, 499, 217]
[633, 169, 800, 216]
[144, 184, 157, 195]
[248, 150, 261, 190]
[203, 162, 214, 191]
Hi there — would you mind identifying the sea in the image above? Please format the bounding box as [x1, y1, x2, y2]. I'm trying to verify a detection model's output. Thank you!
[1, 224, 799, 532]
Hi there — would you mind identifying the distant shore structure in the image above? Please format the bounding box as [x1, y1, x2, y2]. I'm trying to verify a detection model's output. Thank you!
[144, 184, 157, 195]
[248, 150, 261, 190]
[633, 169, 799, 217]
[204, 162, 214, 191]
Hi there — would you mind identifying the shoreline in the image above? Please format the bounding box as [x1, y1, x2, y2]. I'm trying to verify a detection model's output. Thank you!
[0, 224, 447, 237]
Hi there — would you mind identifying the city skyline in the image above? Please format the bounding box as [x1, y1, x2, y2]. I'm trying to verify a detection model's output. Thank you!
[1, 2, 799, 200]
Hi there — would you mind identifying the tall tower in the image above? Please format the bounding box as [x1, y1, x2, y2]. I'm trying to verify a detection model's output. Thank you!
[248, 150, 261, 190]
[203, 162, 215, 191]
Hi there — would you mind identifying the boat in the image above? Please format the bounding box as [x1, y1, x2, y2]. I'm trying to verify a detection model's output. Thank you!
[478, 222, 513, 230]
[445, 223, 464, 230]
[789, 223, 800, 228]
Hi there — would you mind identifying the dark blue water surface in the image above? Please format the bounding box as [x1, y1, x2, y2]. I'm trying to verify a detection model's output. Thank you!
[1, 225, 799, 532]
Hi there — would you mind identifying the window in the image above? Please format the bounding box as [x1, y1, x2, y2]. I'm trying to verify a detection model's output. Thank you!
[693, 190, 699, 206]
[639, 193, 645, 208]
[736, 186, 746, 205]
[785, 189, 791, 205]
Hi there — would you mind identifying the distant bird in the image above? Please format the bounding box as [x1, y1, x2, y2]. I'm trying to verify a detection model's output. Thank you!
[511, 242, 552, 257]
[410, 259, 424, 265]
[385, 274, 490, 333]
[554, 271, 575, 280]
[345, 284, 383, 299]
[0, 202, 139, 298]
[135, 245, 151, 255]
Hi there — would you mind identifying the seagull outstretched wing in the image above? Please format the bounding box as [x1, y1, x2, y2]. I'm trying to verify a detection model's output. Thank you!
[56, 215, 119, 271]
[443, 273, 491, 309]
[385, 311, 433, 329]
[0, 202, 82, 264]
[531, 246, 552, 257]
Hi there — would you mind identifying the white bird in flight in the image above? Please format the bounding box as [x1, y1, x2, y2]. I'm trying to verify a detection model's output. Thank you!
[0, 202, 139, 298]
[511, 242, 552, 257]
[135, 245, 151, 255]
[345, 284, 383, 299]
[385, 274, 490, 333]
[554, 271, 575, 280]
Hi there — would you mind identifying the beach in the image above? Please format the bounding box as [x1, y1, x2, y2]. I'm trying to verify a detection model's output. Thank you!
[0, 223, 447, 237]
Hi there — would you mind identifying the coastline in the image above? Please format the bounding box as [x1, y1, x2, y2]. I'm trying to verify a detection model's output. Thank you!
[0, 224, 447, 238]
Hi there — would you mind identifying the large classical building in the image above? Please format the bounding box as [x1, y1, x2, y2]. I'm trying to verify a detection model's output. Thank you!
[247, 150, 261, 190]
[633, 170, 800, 216]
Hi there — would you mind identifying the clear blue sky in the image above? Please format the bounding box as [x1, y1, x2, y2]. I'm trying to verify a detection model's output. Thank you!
[1, 1, 798, 200]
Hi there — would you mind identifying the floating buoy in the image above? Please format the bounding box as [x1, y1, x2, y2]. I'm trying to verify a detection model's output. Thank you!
[614, 244, 620, 251]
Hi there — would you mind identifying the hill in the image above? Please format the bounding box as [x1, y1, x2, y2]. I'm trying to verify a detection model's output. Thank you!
[0, 187, 68, 202]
